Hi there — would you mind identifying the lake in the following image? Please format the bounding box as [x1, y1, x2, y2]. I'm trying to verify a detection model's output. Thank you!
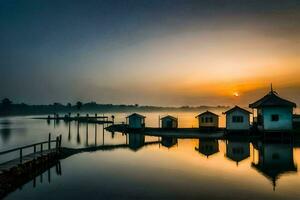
[1, 110, 300, 200]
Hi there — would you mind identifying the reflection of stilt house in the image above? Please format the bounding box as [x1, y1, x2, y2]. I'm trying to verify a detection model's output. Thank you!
[126, 113, 146, 129]
[195, 111, 219, 128]
[224, 106, 251, 132]
[128, 133, 145, 151]
[161, 136, 178, 148]
[249, 87, 296, 132]
[160, 115, 178, 129]
[252, 142, 297, 190]
[195, 139, 219, 158]
[225, 140, 250, 165]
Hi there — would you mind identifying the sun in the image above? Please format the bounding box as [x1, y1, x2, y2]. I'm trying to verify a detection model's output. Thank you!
[233, 92, 239, 97]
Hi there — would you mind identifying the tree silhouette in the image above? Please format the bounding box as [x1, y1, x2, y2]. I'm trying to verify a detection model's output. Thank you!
[1, 98, 12, 107]
[76, 101, 83, 110]
[0, 98, 13, 114]
[67, 103, 72, 109]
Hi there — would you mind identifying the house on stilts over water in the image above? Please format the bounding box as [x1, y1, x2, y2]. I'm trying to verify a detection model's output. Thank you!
[195, 111, 219, 129]
[224, 106, 252, 132]
[126, 113, 146, 129]
[249, 85, 296, 132]
[160, 115, 178, 129]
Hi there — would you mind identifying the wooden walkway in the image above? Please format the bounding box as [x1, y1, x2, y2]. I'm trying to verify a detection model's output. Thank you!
[0, 136, 158, 175]
[33, 114, 114, 124]
[0, 134, 62, 174]
[0, 149, 55, 173]
[106, 124, 225, 139]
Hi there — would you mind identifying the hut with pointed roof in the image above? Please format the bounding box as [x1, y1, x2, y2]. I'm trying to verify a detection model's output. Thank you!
[196, 111, 219, 128]
[160, 115, 178, 129]
[224, 106, 251, 131]
[126, 113, 146, 129]
[249, 86, 296, 132]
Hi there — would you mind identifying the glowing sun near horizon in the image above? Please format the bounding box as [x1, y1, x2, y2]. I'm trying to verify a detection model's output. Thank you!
[233, 92, 239, 97]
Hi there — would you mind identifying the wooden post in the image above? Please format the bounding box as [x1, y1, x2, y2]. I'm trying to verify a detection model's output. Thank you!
[159, 115, 160, 128]
[34, 144, 36, 159]
[40, 173, 43, 183]
[59, 135, 62, 150]
[48, 133, 51, 150]
[56, 137, 59, 153]
[20, 148, 23, 164]
[86, 123, 89, 146]
[48, 168, 51, 183]
[112, 115, 115, 124]
[41, 143, 43, 154]
[95, 123, 97, 146]
[33, 176, 36, 188]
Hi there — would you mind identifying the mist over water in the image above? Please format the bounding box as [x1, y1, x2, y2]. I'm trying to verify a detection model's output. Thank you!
[1, 110, 300, 199]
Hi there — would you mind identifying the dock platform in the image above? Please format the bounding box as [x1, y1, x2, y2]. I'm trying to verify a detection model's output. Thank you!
[105, 124, 225, 139]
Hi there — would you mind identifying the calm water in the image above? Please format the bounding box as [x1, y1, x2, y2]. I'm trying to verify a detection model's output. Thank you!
[1, 110, 300, 200]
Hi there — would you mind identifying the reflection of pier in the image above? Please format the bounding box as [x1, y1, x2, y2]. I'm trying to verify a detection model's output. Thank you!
[251, 142, 297, 190]
[0, 134, 62, 199]
[0, 130, 159, 199]
[0, 159, 62, 199]
[61, 140, 159, 157]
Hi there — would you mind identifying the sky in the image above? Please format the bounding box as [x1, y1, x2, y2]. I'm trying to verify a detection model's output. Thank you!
[1, 0, 300, 106]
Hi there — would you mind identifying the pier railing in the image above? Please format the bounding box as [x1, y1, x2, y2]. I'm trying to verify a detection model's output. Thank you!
[0, 133, 62, 165]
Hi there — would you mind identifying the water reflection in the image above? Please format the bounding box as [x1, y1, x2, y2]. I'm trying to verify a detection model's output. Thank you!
[195, 139, 219, 158]
[225, 140, 250, 166]
[252, 142, 297, 191]
[3, 115, 300, 198]
[128, 133, 145, 151]
[86, 123, 89, 147]
[68, 121, 71, 141]
[1, 160, 62, 199]
[0, 120, 12, 142]
[76, 122, 81, 145]
[161, 136, 178, 148]
[32, 161, 62, 186]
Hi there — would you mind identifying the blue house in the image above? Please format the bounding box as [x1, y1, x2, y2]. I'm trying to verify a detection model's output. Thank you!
[249, 87, 296, 132]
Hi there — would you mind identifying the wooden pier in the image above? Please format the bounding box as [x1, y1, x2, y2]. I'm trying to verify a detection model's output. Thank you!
[33, 113, 114, 124]
[0, 134, 62, 172]
[0, 133, 159, 199]
[0, 134, 62, 199]
[105, 124, 225, 139]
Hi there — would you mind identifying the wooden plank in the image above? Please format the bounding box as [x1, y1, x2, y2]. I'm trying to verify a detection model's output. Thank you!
[0, 149, 55, 173]
[0, 140, 57, 155]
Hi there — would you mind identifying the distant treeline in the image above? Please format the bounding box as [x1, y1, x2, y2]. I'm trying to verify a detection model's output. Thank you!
[0, 98, 229, 116]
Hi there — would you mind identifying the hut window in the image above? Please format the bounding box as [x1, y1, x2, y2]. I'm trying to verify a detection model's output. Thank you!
[271, 114, 279, 121]
[201, 117, 205, 123]
[204, 117, 213, 123]
[232, 116, 244, 123]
